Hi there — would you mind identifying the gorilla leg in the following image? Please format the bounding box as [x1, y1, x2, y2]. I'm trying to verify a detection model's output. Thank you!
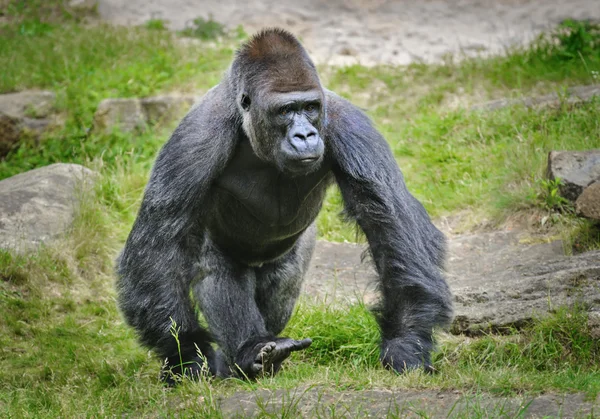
[116, 241, 216, 385]
[255, 223, 317, 336]
[192, 238, 311, 379]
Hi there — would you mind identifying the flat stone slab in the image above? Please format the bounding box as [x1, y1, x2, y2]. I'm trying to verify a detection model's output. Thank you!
[218, 388, 599, 418]
[304, 240, 377, 304]
[304, 232, 600, 334]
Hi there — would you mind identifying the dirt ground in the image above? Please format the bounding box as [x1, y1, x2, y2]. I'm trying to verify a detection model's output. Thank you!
[97, 0, 600, 66]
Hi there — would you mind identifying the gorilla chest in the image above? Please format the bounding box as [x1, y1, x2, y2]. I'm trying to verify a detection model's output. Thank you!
[213, 144, 331, 230]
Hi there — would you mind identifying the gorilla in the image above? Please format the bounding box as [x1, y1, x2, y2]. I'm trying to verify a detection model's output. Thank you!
[116, 28, 452, 383]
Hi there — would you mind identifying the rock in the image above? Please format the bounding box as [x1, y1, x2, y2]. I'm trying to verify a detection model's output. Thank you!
[0, 164, 95, 252]
[93, 98, 146, 133]
[140, 95, 196, 125]
[304, 240, 377, 304]
[472, 84, 600, 111]
[446, 232, 600, 334]
[0, 90, 56, 158]
[93, 94, 205, 132]
[546, 150, 600, 202]
[219, 387, 599, 418]
[304, 231, 600, 334]
[576, 181, 600, 220]
[0, 114, 21, 158]
[589, 311, 600, 339]
[0, 90, 55, 118]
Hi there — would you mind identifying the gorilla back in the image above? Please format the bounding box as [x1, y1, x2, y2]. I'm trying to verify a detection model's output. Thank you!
[116, 28, 452, 384]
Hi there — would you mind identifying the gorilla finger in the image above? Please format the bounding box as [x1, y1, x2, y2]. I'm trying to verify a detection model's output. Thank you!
[255, 341, 276, 362]
[272, 338, 312, 357]
[289, 338, 312, 351]
[251, 362, 265, 375]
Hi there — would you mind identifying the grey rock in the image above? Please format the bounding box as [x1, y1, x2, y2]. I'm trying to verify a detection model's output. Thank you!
[472, 84, 600, 111]
[0, 114, 21, 157]
[589, 311, 600, 339]
[0, 90, 55, 119]
[219, 387, 599, 418]
[304, 240, 377, 304]
[304, 232, 600, 334]
[140, 95, 196, 125]
[446, 232, 600, 334]
[0, 90, 56, 157]
[547, 149, 600, 202]
[93, 98, 146, 133]
[576, 181, 600, 220]
[0, 163, 95, 252]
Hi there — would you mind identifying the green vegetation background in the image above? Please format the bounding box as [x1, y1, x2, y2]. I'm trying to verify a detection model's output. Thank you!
[1, 1, 599, 417]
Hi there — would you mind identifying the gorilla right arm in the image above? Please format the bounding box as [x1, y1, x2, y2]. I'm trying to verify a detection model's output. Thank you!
[116, 84, 239, 377]
[324, 91, 453, 373]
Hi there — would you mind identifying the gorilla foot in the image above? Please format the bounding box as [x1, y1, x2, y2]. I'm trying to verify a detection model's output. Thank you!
[236, 337, 312, 379]
[161, 355, 215, 386]
[380, 337, 434, 374]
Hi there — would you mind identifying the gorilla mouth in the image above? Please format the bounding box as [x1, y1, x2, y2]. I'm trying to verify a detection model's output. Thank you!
[285, 155, 323, 175]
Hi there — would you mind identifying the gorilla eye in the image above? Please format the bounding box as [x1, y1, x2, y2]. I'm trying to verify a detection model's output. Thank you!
[280, 107, 290, 116]
[241, 94, 251, 111]
[305, 103, 320, 114]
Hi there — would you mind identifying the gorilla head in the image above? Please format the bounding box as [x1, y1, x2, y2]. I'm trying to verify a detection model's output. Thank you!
[232, 29, 326, 175]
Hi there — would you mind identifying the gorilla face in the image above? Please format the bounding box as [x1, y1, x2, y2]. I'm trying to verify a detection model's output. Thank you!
[241, 89, 325, 176]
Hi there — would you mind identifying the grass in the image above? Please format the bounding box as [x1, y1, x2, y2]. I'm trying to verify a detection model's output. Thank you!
[179, 15, 227, 40]
[2, 251, 599, 416]
[1, 2, 600, 417]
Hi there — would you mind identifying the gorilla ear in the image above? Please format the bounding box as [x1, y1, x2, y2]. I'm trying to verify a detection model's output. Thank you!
[241, 94, 251, 111]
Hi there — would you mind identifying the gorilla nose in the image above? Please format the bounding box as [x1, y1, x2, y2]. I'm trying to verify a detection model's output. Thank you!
[293, 130, 316, 142]
[291, 131, 319, 152]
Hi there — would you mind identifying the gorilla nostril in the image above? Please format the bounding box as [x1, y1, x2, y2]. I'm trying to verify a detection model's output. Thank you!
[294, 131, 316, 142]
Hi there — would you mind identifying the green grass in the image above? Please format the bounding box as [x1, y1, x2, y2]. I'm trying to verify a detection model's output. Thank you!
[2, 3, 600, 417]
[179, 15, 226, 40]
[1, 251, 599, 416]
[0, 10, 233, 179]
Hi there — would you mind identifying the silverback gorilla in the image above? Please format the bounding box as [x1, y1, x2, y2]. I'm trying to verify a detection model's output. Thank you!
[117, 28, 452, 383]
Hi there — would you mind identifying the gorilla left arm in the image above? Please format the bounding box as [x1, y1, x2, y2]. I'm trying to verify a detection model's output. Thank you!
[325, 91, 453, 372]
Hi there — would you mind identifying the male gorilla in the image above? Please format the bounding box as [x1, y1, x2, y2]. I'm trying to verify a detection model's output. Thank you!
[117, 28, 452, 382]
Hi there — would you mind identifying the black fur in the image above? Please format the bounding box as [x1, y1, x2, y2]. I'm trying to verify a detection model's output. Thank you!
[116, 28, 453, 383]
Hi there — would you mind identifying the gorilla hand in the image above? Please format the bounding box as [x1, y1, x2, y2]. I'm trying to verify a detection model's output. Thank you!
[235, 337, 312, 379]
